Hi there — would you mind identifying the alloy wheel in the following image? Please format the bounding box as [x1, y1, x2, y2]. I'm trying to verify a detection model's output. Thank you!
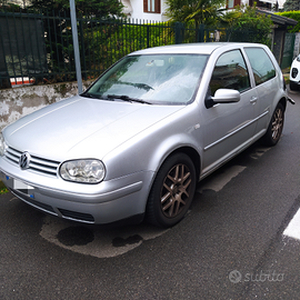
[160, 163, 192, 218]
[271, 107, 283, 141]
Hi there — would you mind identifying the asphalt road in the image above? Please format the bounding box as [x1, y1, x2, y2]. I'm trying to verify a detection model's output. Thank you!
[0, 89, 300, 300]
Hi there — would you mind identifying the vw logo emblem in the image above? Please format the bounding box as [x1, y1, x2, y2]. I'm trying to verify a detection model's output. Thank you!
[19, 152, 31, 170]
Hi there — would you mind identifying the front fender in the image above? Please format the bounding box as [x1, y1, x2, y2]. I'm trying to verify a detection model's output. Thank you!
[103, 104, 203, 181]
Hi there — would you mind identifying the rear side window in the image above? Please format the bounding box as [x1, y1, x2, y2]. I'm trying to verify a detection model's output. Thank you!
[244, 47, 276, 85]
[210, 49, 250, 95]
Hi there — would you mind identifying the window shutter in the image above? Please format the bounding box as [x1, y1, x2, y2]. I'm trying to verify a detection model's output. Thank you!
[156, 0, 161, 13]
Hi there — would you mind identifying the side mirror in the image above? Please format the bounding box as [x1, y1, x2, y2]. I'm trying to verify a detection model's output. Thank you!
[205, 88, 241, 108]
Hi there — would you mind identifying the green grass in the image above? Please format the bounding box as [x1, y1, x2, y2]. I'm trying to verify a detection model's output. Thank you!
[0, 181, 8, 195]
[282, 67, 290, 84]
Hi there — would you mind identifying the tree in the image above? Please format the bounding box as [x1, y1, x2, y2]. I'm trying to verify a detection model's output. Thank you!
[165, 0, 226, 28]
[219, 4, 273, 46]
[24, 0, 125, 82]
[283, 0, 300, 11]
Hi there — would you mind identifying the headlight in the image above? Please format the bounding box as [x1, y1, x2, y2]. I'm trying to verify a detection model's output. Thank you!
[0, 133, 7, 156]
[60, 159, 106, 183]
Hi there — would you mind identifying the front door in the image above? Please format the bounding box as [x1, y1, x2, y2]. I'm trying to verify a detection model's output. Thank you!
[201, 49, 257, 176]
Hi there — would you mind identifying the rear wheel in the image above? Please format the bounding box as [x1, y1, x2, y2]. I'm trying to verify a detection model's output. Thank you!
[146, 153, 196, 228]
[261, 103, 284, 146]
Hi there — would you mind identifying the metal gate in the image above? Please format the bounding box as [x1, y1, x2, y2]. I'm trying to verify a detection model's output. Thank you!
[281, 33, 295, 69]
[0, 12, 48, 88]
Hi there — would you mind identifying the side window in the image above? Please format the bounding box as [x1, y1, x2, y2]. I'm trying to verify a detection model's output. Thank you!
[227, 0, 241, 9]
[209, 50, 250, 95]
[244, 47, 276, 85]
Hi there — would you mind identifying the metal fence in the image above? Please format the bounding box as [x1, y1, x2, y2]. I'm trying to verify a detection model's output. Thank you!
[0, 10, 273, 89]
[0, 11, 177, 89]
[281, 32, 295, 70]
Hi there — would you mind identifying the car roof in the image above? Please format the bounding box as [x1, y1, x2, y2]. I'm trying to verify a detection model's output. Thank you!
[129, 42, 264, 56]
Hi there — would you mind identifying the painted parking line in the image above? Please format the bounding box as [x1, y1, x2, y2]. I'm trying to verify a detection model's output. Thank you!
[198, 165, 246, 193]
[197, 147, 270, 193]
[283, 208, 300, 240]
[250, 147, 271, 159]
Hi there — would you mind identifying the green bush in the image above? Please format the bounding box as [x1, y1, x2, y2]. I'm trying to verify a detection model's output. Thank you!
[219, 5, 273, 47]
[84, 21, 174, 74]
[0, 181, 8, 195]
[276, 11, 300, 33]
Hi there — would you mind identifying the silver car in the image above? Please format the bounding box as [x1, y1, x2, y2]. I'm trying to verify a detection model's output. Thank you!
[0, 43, 289, 227]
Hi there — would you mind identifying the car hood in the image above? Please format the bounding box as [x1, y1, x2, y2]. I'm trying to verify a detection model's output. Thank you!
[4, 95, 184, 160]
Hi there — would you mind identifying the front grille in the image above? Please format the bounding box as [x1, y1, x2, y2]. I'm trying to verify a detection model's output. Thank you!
[58, 208, 95, 223]
[5, 146, 60, 176]
[10, 188, 57, 215]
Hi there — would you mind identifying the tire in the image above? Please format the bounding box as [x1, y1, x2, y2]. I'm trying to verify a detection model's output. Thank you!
[261, 103, 284, 146]
[146, 153, 197, 228]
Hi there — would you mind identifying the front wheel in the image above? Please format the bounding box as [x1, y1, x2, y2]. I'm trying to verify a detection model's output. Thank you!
[261, 103, 284, 146]
[146, 153, 196, 228]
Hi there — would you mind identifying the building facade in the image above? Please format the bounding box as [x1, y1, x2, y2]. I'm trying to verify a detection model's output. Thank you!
[121, 0, 287, 22]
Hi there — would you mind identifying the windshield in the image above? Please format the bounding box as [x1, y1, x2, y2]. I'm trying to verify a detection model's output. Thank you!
[84, 54, 208, 105]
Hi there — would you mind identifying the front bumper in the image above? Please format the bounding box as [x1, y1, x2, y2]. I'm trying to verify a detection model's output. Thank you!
[290, 80, 300, 85]
[0, 167, 153, 224]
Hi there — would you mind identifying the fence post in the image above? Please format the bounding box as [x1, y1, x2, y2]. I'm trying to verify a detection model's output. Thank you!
[70, 0, 82, 94]
[79, 18, 87, 81]
[0, 13, 11, 88]
[147, 24, 150, 48]
[197, 24, 205, 42]
[175, 22, 184, 44]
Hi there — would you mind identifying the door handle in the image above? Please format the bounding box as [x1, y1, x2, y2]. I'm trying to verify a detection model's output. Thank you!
[250, 96, 258, 104]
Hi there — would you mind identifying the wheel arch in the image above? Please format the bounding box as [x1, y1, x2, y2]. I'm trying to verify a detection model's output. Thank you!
[147, 145, 201, 200]
[145, 147, 200, 227]
[166, 146, 201, 181]
[278, 97, 287, 112]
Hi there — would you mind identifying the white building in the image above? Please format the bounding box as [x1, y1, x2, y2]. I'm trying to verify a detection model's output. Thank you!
[121, 0, 169, 22]
[121, 0, 287, 22]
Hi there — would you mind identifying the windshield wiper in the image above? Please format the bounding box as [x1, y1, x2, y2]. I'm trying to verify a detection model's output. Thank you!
[106, 94, 152, 105]
[81, 92, 114, 101]
[81, 92, 151, 104]
[119, 81, 154, 91]
[81, 92, 101, 99]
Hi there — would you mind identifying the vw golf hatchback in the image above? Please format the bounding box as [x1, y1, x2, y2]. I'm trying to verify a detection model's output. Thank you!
[0, 43, 289, 227]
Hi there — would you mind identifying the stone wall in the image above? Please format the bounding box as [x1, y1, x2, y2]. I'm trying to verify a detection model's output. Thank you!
[0, 81, 91, 131]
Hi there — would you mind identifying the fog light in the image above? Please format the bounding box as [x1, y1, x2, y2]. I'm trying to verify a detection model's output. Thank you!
[291, 68, 298, 79]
